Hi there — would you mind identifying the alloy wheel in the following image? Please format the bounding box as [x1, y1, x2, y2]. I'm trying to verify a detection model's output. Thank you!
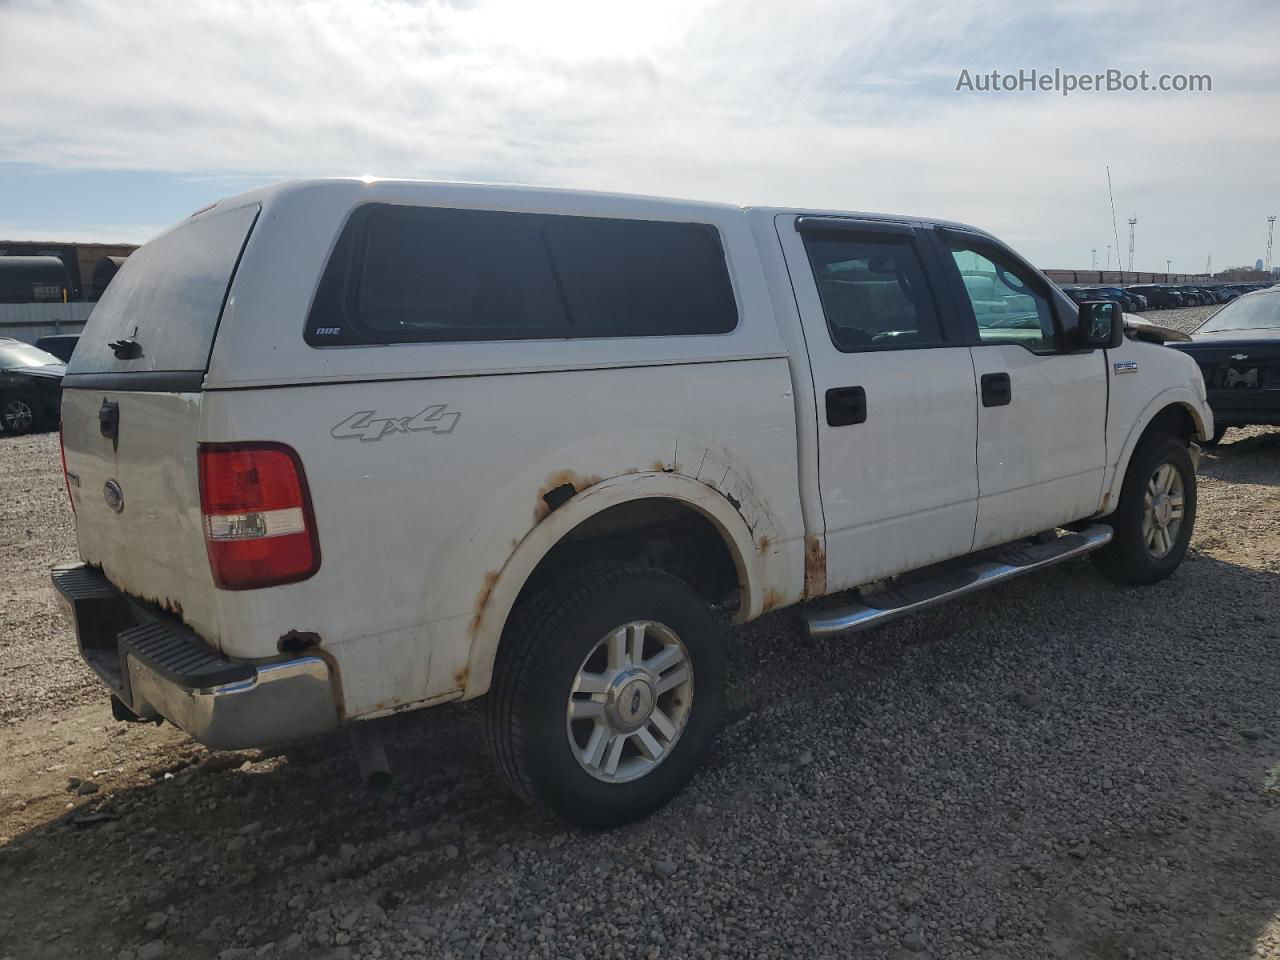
[566, 620, 694, 783]
[1142, 462, 1185, 558]
[2, 399, 34, 433]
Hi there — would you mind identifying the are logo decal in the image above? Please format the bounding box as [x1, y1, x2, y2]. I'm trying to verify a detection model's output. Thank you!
[331, 405, 461, 442]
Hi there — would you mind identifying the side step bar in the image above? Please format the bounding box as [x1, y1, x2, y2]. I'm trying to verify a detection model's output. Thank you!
[804, 523, 1113, 639]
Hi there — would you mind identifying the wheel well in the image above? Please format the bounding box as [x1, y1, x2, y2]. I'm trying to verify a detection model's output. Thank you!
[513, 498, 742, 613]
[1142, 403, 1196, 446]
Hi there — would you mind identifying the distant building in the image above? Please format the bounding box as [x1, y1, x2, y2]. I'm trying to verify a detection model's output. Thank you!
[0, 240, 137, 301]
[1257, 259, 1266, 272]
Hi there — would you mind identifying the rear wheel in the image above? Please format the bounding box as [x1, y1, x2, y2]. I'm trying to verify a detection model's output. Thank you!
[1, 394, 40, 435]
[487, 563, 725, 828]
[1092, 433, 1196, 585]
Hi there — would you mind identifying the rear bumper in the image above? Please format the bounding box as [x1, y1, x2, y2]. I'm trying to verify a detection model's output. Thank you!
[51, 562, 339, 749]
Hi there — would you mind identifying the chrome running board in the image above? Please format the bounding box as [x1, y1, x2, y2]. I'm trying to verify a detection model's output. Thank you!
[803, 524, 1113, 639]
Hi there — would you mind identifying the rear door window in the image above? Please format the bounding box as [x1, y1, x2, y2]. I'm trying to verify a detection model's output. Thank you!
[800, 232, 944, 351]
[305, 204, 738, 345]
[67, 204, 260, 377]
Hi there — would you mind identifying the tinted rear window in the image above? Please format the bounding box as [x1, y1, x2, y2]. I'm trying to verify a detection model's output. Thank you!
[305, 204, 737, 345]
[67, 204, 260, 376]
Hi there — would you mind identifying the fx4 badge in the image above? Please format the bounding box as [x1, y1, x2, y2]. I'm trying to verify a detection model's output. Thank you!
[331, 405, 461, 442]
[1113, 361, 1139, 375]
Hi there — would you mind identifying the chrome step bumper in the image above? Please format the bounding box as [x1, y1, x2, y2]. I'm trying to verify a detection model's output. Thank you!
[51, 562, 339, 749]
[804, 524, 1113, 639]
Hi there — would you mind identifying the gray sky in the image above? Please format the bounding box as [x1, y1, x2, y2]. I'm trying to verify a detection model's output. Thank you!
[1, 0, 1276, 271]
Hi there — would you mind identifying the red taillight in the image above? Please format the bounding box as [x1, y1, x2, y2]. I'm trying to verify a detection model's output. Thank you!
[59, 424, 75, 513]
[197, 443, 320, 590]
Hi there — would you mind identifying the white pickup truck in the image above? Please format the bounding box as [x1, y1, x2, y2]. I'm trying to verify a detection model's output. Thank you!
[53, 179, 1211, 827]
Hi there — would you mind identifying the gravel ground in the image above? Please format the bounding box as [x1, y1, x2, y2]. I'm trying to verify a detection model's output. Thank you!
[0, 430, 96, 722]
[3, 305, 1279, 960]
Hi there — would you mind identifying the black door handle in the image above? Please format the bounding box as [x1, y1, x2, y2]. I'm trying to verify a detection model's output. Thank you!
[981, 372, 1011, 407]
[99, 399, 120, 449]
[826, 386, 867, 426]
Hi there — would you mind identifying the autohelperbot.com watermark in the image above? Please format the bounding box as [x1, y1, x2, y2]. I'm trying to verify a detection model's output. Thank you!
[955, 68, 1211, 96]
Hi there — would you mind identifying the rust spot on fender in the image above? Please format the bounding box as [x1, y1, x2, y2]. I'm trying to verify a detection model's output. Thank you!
[1102, 492, 1112, 510]
[453, 665, 469, 690]
[804, 535, 827, 599]
[651, 461, 674, 474]
[534, 470, 603, 522]
[757, 536, 772, 555]
[471, 570, 500, 635]
[761, 588, 786, 613]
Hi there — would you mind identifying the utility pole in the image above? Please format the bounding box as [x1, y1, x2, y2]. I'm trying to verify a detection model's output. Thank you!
[1128, 217, 1137, 273]
[1166, 259, 1172, 278]
[1106, 245, 1112, 270]
[1205, 254, 1212, 277]
[1091, 248, 1097, 270]
[1267, 216, 1277, 274]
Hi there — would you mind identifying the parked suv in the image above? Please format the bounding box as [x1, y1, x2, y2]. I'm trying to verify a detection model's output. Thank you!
[52, 180, 1213, 826]
[1128, 285, 1179, 309]
[1094, 286, 1142, 312]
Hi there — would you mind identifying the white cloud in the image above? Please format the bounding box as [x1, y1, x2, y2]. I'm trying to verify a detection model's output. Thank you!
[0, 0, 1276, 268]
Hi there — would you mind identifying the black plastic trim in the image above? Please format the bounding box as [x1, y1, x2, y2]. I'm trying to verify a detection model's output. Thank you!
[119, 618, 254, 689]
[61, 370, 206, 392]
[51, 563, 254, 691]
[200, 354, 786, 391]
[795, 216, 914, 236]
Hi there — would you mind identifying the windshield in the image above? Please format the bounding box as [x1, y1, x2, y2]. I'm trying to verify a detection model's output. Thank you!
[0, 341, 62, 368]
[1197, 294, 1280, 333]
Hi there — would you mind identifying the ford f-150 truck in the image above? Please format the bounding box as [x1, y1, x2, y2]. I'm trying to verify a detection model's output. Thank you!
[52, 179, 1212, 827]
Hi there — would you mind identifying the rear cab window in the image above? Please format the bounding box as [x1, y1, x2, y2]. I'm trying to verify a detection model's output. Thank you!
[305, 204, 738, 345]
[66, 203, 261, 384]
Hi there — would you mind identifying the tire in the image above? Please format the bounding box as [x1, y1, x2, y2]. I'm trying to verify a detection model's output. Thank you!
[1, 394, 41, 435]
[486, 563, 726, 828]
[1092, 433, 1197, 585]
[1201, 425, 1229, 447]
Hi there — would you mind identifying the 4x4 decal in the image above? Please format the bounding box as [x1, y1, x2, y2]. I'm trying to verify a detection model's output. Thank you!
[331, 405, 461, 442]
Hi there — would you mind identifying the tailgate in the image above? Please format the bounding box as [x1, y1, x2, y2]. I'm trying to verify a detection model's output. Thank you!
[62, 389, 216, 635]
[59, 202, 261, 648]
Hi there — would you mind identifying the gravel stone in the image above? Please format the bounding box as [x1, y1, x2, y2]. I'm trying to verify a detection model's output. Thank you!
[902, 930, 928, 952]
[653, 859, 678, 880]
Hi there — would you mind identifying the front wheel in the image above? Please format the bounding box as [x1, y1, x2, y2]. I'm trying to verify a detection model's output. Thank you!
[1092, 433, 1197, 585]
[486, 564, 725, 828]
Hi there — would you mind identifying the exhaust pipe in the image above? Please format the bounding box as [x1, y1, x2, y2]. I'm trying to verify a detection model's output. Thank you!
[348, 722, 392, 791]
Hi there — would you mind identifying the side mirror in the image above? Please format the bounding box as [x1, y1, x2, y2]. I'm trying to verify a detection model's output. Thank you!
[1068, 300, 1125, 350]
